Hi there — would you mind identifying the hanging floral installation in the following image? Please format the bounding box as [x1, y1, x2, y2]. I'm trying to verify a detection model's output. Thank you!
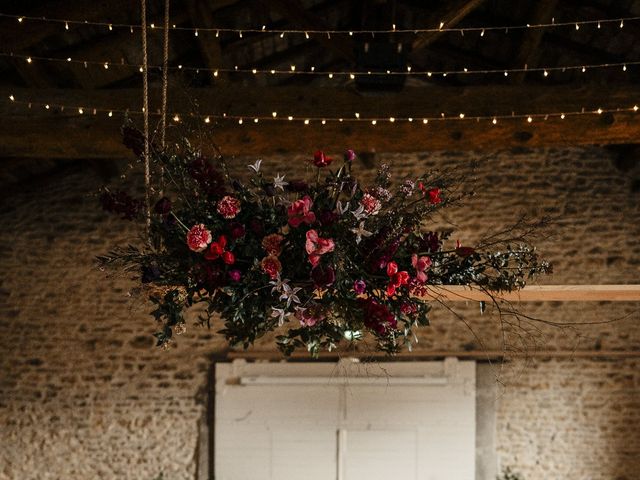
[98, 125, 551, 356]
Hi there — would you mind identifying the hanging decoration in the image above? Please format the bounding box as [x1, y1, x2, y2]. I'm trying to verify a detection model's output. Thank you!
[98, 128, 551, 356]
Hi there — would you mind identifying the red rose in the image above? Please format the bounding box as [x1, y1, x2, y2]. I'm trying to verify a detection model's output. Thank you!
[312, 150, 332, 168]
[217, 195, 241, 219]
[186, 224, 212, 252]
[288, 195, 316, 228]
[386, 261, 409, 296]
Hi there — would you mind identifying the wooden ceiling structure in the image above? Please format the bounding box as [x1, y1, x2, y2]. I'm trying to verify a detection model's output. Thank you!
[0, 0, 639, 158]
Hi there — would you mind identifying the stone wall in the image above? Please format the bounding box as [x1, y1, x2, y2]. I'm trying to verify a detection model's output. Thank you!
[0, 146, 638, 479]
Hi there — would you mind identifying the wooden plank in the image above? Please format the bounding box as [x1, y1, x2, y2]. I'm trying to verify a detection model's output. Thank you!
[411, 0, 487, 53]
[423, 285, 640, 302]
[1, 84, 639, 158]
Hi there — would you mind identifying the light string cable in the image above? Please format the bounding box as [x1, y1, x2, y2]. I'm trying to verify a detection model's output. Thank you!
[1, 11, 639, 35]
[5, 93, 639, 125]
[2, 51, 639, 79]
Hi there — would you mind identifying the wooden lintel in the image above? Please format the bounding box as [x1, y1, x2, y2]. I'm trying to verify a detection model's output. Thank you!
[423, 285, 640, 302]
[1, 85, 639, 158]
[228, 349, 640, 360]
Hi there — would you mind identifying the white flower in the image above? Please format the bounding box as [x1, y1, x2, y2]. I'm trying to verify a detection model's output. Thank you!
[248, 159, 262, 173]
[269, 273, 290, 294]
[279, 283, 302, 308]
[271, 307, 288, 326]
[350, 221, 373, 244]
[351, 204, 368, 221]
[336, 200, 350, 216]
[273, 173, 288, 191]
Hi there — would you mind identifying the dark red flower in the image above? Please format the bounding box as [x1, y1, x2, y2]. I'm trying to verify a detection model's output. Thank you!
[311, 265, 336, 288]
[100, 191, 144, 221]
[456, 246, 476, 257]
[205, 235, 227, 260]
[228, 269, 242, 282]
[154, 197, 172, 215]
[217, 196, 241, 219]
[188, 157, 227, 198]
[386, 261, 410, 296]
[286, 180, 309, 193]
[344, 149, 356, 162]
[222, 251, 235, 265]
[357, 298, 397, 335]
[228, 222, 246, 239]
[261, 255, 282, 279]
[312, 150, 333, 168]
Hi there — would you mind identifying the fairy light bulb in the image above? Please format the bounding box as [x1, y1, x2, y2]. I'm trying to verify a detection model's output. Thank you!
[355, 112, 360, 119]
[194, 29, 198, 37]
[108, 24, 113, 31]
[492, 118, 497, 124]
[65, 22, 69, 30]
[78, 107, 84, 114]
[67, 57, 71, 62]
[262, 25, 266, 31]
[620, 20, 624, 28]
[270, 69, 275, 74]
[26, 57, 32, 63]
[371, 120, 377, 125]
[304, 119, 309, 125]
[290, 65, 296, 71]
[543, 70, 548, 77]
[408, 117, 413, 122]
[254, 118, 259, 123]
[204, 116, 211, 123]
[582, 66, 586, 73]
[238, 118, 243, 124]
[422, 119, 428, 124]
[17, 17, 24, 23]
[272, 111, 277, 118]
[623, 65, 627, 72]
[527, 116, 533, 123]
[305, 32, 309, 39]
[173, 114, 180, 122]
[439, 21, 445, 30]
[104, 62, 109, 69]
[597, 108, 603, 114]
[328, 73, 333, 79]
[459, 113, 465, 119]
[213, 70, 218, 77]
[150, 23, 155, 29]
[634, 105, 639, 112]
[239, 31, 243, 38]
[9, 95, 15, 101]
[349, 73, 355, 79]
[321, 120, 326, 125]
[575, 23, 579, 30]
[389, 117, 395, 122]
[480, 29, 485, 37]
[108, 111, 113, 117]
[287, 116, 293, 121]
[252, 68, 257, 74]
[45, 104, 50, 109]
[560, 113, 565, 119]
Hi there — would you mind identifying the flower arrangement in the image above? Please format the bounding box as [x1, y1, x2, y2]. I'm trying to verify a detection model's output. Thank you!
[99, 126, 550, 356]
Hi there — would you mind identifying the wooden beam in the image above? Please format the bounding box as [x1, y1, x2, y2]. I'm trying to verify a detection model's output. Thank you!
[186, 0, 229, 85]
[511, 0, 559, 84]
[424, 285, 640, 302]
[411, 0, 487, 53]
[1, 84, 639, 158]
[228, 349, 640, 360]
[257, 0, 355, 62]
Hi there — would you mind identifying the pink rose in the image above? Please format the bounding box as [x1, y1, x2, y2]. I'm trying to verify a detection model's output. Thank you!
[217, 195, 241, 219]
[411, 254, 432, 283]
[288, 195, 316, 228]
[186, 224, 212, 252]
[305, 229, 335, 267]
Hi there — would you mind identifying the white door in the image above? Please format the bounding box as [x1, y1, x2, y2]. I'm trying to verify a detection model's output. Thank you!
[215, 359, 475, 480]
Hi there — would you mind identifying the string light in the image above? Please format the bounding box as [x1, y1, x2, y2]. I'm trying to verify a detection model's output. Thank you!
[2, 12, 639, 35]
[4, 95, 639, 126]
[4, 51, 638, 79]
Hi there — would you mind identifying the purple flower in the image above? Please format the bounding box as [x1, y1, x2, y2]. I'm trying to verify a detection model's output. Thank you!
[353, 279, 366, 294]
[228, 269, 242, 282]
[318, 209, 339, 226]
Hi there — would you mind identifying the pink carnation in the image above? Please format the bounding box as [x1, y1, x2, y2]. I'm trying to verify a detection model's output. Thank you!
[261, 255, 282, 279]
[217, 196, 241, 219]
[186, 224, 212, 252]
[360, 193, 382, 215]
[305, 229, 335, 267]
[288, 195, 316, 227]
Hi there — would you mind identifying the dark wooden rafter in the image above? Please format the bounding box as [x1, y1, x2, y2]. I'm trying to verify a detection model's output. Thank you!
[1, 84, 639, 158]
[186, 0, 229, 85]
[256, 0, 356, 62]
[511, 0, 559, 84]
[411, 0, 487, 54]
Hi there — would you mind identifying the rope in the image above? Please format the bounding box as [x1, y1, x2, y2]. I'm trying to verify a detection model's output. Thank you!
[160, 0, 169, 149]
[141, 0, 151, 238]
